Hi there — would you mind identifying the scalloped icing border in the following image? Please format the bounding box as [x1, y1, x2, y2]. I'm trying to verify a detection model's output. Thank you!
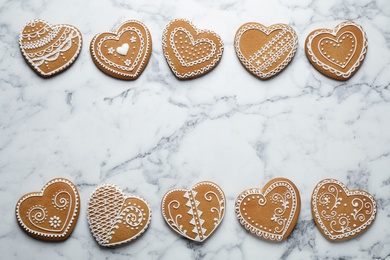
[234, 23, 298, 79]
[19, 19, 82, 77]
[162, 18, 224, 79]
[90, 20, 152, 79]
[235, 179, 300, 241]
[306, 21, 368, 79]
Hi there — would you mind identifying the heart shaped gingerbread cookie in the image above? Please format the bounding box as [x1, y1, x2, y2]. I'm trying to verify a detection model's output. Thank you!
[15, 178, 80, 241]
[235, 178, 301, 241]
[305, 21, 368, 80]
[90, 20, 152, 80]
[235, 23, 298, 79]
[87, 183, 151, 246]
[162, 19, 224, 79]
[311, 179, 377, 241]
[19, 19, 82, 77]
[161, 181, 225, 242]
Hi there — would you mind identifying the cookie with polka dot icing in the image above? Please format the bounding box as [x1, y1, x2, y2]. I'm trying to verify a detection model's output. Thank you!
[162, 19, 224, 79]
[161, 181, 226, 242]
[19, 19, 82, 77]
[90, 20, 152, 80]
[15, 178, 80, 241]
[234, 22, 298, 79]
[311, 179, 377, 241]
[235, 178, 301, 241]
[87, 183, 151, 247]
[305, 21, 368, 80]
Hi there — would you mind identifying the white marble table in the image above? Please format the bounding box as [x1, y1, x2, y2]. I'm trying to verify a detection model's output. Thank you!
[1, 0, 389, 259]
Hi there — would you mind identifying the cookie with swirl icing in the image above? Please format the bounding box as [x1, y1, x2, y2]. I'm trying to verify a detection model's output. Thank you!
[15, 178, 80, 241]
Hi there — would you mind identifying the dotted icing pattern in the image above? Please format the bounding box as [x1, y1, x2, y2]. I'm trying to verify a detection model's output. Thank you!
[311, 179, 377, 240]
[235, 179, 299, 241]
[87, 183, 151, 247]
[19, 19, 82, 77]
[162, 19, 224, 79]
[306, 21, 368, 79]
[90, 20, 151, 79]
[15, 178, 80, 239]
[235, 23, 298, 79]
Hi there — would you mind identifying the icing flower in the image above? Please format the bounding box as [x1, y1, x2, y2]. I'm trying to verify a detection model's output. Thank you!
[49, 216, 61, 228]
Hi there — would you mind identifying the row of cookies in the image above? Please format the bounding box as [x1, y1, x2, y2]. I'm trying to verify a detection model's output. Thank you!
[20, 19, 367, 81]
[15, 177, 377, 246]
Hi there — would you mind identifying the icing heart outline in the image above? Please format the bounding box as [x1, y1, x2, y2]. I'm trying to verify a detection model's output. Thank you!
[235, 23, 298, 79]
[19, 19, 82, 77]
[87, 183, 151, 247]
[306, 21, 368, 80]
[162, 18, 224, 79]
[311, 179, 377, 241]
[90, 20, 152, 79]
[235, 178, 301, 241]
[15, 178, 80, 241]
[161, 181, 226, 242]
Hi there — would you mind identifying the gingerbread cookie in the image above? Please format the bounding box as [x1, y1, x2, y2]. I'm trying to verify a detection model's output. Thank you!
[19, 19, 82, 78]
[162, 19, 224, 79]
[305, 21, 368, 80]
[15, 178, 80, 241]
[90, 20, 152, 80]
[235, 178, 301, 241]
[234, 22, 298, 79]
[161, 181, 225, 242]
[311, 179, 377, 241]
[87, 183, 151, 246]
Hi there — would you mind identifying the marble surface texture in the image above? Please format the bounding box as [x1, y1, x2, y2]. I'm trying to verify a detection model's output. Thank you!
[0, 0, 389, 259]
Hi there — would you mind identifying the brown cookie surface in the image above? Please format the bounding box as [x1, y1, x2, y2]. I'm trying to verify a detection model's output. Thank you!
[87, 183, 151, 246]
[90, 20, 152, 80]
[162, 19, 224, 79]
[19, 19, 82, 78]
[311, 179, 377, 241]
[161, 181, 226, 242]
[235, 177, 301, 241]
[235, 22, 298, 79]
[305, 21, 368, 80]
[15, 178, 80, 241]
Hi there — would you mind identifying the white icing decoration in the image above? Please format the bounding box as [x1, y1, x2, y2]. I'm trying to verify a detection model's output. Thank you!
[162, 19, 224, 79]
[116, 43, 129, 56]
[235, 179, 299, 241]
[234, 23, 298, 79]
[15, 178, 80, 239]
[161, 181, 226, 242]
[306, 21, 368, 79]
[87, 183, 151, 247]
[312, 179, 377, 240]
[19, 19, 82, 77]
[90, 20, 151, 79]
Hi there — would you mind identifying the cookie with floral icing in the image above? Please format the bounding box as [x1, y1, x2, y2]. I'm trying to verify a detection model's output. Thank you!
[15, 178, 80, 241]
[234, 22, 298, 79]
[87, 183, 151, 246]
[161, 181, 226, 242]
[311, 179, 377, 241]
[19, 19, 82, 77]
[90, 20, 152, 80]
[305, 21, 368, 80]
[162, 19, 224, 79]
[235, 178, 301, 241]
